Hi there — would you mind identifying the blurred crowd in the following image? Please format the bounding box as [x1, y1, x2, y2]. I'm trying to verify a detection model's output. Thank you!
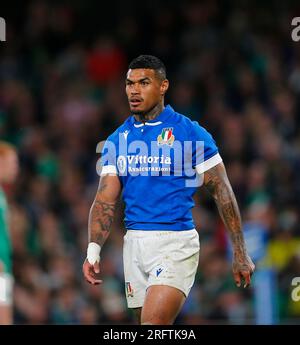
[0, 0, 300, 324]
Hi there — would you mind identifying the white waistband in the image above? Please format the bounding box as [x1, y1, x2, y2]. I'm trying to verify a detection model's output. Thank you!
[125, 229, 196, 238]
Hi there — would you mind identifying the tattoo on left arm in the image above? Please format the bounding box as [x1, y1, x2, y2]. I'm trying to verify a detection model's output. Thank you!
[204, 163, 247, 257]
[204, 162, 255, 286]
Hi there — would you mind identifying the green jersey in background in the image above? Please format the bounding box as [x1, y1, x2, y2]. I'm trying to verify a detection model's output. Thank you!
[0, 187, 12, 274]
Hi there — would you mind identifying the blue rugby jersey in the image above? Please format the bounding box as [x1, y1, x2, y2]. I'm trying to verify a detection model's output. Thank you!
[100, 105, 222, 231]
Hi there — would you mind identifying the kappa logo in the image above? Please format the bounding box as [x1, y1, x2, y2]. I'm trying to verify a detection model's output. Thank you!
[125, 282, 134, 297]
[157, 127, 175, 146]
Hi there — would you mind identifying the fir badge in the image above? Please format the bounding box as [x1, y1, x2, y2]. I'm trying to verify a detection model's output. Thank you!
[157, 127, 175, 146]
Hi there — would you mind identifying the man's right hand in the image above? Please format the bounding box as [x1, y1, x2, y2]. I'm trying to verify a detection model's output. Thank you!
[82, 259, 102, 285]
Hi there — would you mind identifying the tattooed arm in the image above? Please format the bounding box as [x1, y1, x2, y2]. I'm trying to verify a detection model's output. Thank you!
[88, 175, 121, 245]
[83, 174, 121, 285]
[204, 162, 255, 288]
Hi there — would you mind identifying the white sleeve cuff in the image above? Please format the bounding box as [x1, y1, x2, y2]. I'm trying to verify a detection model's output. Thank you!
[100, 165, 118, 175]
[195, 153, 223, 175]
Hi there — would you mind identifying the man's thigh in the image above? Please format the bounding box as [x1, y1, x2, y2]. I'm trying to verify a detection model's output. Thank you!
[141, 285, 185, 325]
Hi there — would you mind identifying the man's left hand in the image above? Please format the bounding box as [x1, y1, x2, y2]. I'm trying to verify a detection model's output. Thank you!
[232, 253, 255, 288]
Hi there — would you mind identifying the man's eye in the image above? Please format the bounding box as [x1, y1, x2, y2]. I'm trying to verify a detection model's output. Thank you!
[141, 81, 149, 85]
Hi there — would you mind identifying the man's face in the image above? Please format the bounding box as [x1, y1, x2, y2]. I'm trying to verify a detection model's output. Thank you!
[126, 68, 168, 115]
[0, 152, 19, 184]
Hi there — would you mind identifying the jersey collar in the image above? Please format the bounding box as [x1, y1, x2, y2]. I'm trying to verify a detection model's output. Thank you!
[130, 104, 174, 128]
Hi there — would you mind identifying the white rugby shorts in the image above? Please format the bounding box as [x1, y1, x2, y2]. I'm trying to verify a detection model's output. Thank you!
[123, 229, 200, 308]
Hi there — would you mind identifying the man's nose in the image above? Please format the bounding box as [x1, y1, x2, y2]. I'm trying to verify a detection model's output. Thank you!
[131, 84, 141, 94]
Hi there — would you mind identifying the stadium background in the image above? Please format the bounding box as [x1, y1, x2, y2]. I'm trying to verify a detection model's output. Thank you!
[1, 0, 300, 324]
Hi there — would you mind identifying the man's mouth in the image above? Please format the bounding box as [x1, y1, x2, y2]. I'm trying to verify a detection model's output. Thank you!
[129, 98, 143, 107]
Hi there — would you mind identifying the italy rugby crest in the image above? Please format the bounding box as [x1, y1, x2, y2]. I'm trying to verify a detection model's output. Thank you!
[157, 127, 175, 146]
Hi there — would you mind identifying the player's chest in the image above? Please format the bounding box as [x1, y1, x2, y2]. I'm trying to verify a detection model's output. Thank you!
[116, 126, 191, 176]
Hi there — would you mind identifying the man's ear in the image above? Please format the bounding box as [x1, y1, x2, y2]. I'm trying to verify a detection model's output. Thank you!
[160, 79, 169, 96]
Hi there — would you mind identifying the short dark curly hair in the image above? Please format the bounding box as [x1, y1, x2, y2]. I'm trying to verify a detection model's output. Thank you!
[128, 55, 166, 80]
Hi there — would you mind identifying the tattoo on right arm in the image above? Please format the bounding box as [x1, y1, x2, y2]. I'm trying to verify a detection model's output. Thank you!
[88, 181, 117, 246]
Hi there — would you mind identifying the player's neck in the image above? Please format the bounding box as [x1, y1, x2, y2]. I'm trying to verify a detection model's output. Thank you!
[134, 103, 164, 123]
